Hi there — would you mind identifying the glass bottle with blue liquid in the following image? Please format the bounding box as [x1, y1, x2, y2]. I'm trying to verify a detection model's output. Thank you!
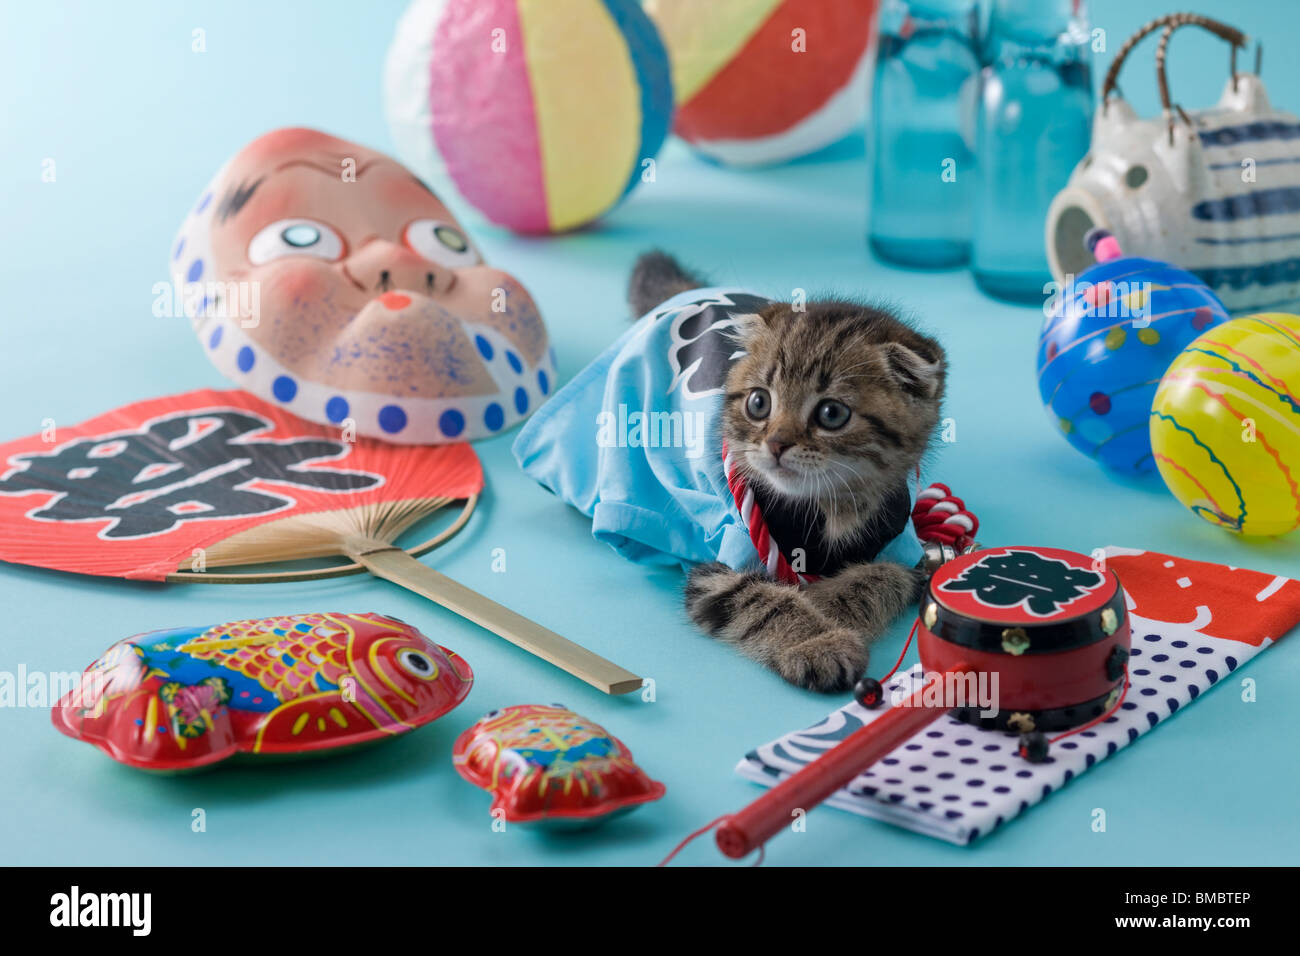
[972, 0, 1093, 301]
[868, 0, 981, 268]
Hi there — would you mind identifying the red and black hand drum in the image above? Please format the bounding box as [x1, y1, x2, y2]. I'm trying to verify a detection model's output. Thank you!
[916, 545, 1130, 732]
[715, 546, 1131, 859]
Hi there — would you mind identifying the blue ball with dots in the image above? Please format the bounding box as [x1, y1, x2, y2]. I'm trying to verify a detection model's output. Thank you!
[1037, 231, 1230, 474]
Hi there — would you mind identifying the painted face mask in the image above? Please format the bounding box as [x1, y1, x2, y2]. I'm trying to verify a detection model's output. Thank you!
[170, 127, 556, 444]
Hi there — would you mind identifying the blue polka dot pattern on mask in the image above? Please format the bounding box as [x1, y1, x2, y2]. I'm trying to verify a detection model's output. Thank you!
[379, 405, 408, 434]
[187, 259, 203, 283]
[196, 193, 212, 214]
[236, 346, 255, 373]
[475, 335, 494, 361]
[174, 238, 185, 261]
[325, 396, 349, 423]
[514, 387, 529, 415]
[439, 409, 465, 438]
[272, 375, 298, 402]
[538, 370, 549, 394]
[208, 326, 222, 349]
[484, 403, 505, 431]
[506, 351, 523, 374]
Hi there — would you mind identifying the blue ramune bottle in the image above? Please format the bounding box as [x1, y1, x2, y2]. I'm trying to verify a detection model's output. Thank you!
[868, 0, 981, 269]
[971, 0, 1093, 301]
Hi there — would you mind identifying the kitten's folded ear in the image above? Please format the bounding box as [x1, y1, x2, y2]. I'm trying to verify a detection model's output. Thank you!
[728, 304, 778, 339]
[883, 340, 946, 399]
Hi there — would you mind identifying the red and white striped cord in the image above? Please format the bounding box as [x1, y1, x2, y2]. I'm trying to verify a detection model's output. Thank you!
[723, 445, 980, 583]
[723, 443, 815, 586]
[911, 481, 979, 552]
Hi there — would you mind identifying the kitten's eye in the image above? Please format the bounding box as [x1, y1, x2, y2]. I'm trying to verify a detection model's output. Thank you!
[814, 399, 851, 430]
[745, 388, 771, 421]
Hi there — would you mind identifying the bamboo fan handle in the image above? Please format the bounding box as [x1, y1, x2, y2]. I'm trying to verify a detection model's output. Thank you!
[349, 546, 645, 696]
[166, 495, 478, 585]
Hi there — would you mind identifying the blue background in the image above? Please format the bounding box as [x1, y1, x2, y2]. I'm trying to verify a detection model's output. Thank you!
[1, 0, 1296, 866]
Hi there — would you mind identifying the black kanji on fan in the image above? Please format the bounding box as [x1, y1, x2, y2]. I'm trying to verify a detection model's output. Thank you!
[0, 410, 380, 539]
[939, 550, 1104, 616]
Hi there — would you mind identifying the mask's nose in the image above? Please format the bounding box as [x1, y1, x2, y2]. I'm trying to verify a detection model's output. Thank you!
[343, 240, 457, 298]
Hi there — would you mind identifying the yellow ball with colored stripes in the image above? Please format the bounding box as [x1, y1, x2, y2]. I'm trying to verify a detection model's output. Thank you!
[1150, 313, 1300, 536]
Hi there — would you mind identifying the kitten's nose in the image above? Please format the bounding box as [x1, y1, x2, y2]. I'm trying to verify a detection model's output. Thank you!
[766, 438, 793, 462]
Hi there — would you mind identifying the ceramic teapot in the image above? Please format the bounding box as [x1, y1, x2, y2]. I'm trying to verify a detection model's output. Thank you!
[1046, 13, 1300, 315]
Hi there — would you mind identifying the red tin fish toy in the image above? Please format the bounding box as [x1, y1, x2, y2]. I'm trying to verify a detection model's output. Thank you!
[52, 612, 473, 771]
[453, 704, 666, 826]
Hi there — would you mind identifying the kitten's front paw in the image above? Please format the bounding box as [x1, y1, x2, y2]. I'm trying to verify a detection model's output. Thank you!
[776, 629, 868, 694]
[684, 562, 745, 636]
[805, 561, 926, 634]
[908, 564, 929, 603]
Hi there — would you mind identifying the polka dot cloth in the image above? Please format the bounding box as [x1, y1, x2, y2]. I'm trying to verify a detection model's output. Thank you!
[737, 607, 1276, 846]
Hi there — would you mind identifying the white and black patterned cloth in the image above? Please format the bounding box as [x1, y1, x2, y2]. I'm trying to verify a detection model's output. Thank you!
[737, 546, 1299, 845]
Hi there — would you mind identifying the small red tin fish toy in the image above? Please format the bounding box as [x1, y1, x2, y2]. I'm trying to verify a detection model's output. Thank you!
[453, 704, 666, 827]
[52, 612, 473, 771]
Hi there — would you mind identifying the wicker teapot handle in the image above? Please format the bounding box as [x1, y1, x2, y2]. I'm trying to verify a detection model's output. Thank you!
[1101, 13, 1249, 128]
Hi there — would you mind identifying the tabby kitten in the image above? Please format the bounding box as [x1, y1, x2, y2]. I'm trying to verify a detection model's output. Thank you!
[631, 252, 947, 693]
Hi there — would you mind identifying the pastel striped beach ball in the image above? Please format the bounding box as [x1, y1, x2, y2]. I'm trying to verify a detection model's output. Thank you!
[1150, 313, 1300, 537]
[644, 0, 878, 167]
[385, 0, 672, 233]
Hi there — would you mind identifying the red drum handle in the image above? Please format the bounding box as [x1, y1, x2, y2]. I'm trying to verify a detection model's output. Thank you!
[715, 664, 972, 859]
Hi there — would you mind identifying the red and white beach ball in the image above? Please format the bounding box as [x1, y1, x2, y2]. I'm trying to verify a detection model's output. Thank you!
[644, 0, 879, 166]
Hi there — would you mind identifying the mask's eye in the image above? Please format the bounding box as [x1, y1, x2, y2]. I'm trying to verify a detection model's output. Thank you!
[403, 220, 480, 268]
[395, 647, 439, 681]
[247, 219, 345, 265]
[745, 388, 771, 421]
[814, 399, 851, 430]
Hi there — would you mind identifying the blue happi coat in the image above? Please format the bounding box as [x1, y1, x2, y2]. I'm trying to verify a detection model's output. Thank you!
[512, 288, 922, 574]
